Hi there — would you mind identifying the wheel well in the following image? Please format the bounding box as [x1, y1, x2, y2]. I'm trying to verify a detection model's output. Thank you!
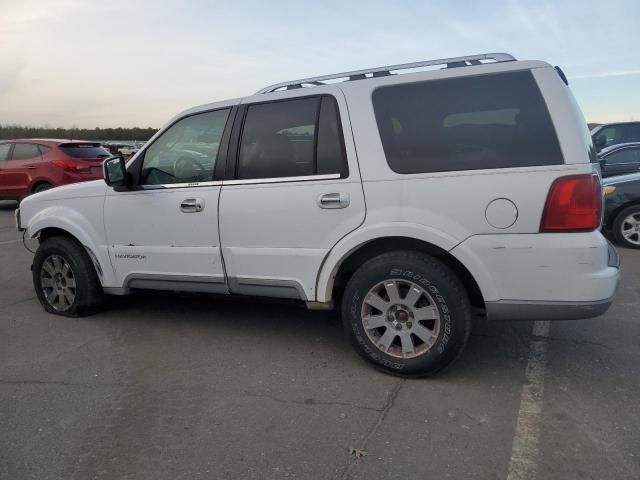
[37, 227, 77, 244]
[31, 181, 52, 193]
[36, 227, 104, 281]
[331, 237, 485, 310]
[607, 201, 640, 229]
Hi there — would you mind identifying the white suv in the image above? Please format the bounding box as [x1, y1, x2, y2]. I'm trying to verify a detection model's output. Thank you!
[16, 53, 620, 376]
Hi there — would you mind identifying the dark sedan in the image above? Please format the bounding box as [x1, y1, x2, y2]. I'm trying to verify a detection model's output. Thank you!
[603, 172, 640, 249]
[598, 142, 640, 178]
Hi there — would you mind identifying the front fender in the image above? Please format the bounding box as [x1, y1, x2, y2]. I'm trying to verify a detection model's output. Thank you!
[26, 205, 116, 287]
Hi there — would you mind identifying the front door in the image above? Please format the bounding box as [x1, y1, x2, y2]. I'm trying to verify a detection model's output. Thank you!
[218, 92, 365, 301]
[103, 106, 235, 291]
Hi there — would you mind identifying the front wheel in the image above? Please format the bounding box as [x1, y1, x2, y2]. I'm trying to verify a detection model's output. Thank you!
[341, 251, 472, 377]
[613, 205, 640, 249]
[33, 236, 104, 316]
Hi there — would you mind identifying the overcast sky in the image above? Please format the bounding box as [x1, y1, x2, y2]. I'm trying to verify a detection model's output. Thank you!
[1, 0, 639, 128]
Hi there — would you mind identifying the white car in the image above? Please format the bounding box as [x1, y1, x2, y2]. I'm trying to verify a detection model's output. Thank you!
[117, 145, 139, 156]
[16, 53, 620, 376]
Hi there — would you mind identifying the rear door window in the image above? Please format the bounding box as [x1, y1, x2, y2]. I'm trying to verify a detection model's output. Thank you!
[11, 143, 41, 160]
[372, 71, 564, 174]
[237, 96, 347, 180]
[0, 143, 11, 161]
[238, 98, 317, 179]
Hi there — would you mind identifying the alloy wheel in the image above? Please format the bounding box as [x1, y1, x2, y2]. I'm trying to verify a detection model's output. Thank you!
[40, 254, 76, 311]
[621, 213, 640, 246]
[361, 279, 440, 359]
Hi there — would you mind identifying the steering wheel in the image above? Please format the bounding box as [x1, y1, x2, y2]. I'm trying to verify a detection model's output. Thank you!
[174, 155, 206, 181]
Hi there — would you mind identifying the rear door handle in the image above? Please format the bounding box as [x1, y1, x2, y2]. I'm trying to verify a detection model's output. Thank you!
[27, 166, 37, 170]
[317, 192, 350, 209]
[180, 198, 204, 213]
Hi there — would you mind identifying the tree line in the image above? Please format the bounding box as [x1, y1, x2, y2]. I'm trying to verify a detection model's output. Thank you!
[0, 124, 158, 141]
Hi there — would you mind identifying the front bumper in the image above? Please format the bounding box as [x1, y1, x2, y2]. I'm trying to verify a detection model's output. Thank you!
[15, 208, 23, 231]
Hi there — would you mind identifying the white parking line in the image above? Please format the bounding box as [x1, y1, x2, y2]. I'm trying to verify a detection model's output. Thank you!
[0, 239, 21, 245]
[506, 320, 551, 480]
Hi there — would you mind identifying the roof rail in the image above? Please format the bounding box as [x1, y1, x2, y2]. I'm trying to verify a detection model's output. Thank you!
[256, 52, 516, 94]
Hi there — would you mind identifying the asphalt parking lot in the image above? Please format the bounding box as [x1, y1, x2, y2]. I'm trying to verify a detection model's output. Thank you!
[0, 200, 638, 480]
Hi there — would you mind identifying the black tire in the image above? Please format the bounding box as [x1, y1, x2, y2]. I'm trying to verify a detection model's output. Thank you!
[32, 236, 104, 317]
[612, 205, 640, 249]
[33, 183, 53, 193]
[341, 251, 472, 377]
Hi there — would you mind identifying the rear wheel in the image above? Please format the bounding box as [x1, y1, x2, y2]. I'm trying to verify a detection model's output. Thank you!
[33, 236, 104, 316]
[613, 205, 640, 249]
[33, 183, 53, 194]
[341, 251, 472, 377]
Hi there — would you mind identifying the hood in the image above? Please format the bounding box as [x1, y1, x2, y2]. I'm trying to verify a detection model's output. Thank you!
[602, 172, 640, 186]
[18, 180, 108, 235]
[21, 180, 107, 206]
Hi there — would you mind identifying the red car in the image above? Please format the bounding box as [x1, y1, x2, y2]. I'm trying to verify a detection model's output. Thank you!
[0, 139, 110, 200]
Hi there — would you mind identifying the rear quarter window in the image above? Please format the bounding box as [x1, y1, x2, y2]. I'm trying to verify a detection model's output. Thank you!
[372, 71, 564, 174]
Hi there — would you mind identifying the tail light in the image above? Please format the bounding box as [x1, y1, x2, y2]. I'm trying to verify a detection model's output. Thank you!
[51, 159, 91, 173]
[540, 174, 602, 232]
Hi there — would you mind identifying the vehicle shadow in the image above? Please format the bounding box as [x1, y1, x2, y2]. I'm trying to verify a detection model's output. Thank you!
[0, 200, 19, 210]
[98, 290, 531, 380]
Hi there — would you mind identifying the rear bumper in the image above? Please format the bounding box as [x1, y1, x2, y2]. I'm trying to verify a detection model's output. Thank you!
[487, 239, 619, 320]
[451, 231, 621, 320]
[486, 294, 616, 321]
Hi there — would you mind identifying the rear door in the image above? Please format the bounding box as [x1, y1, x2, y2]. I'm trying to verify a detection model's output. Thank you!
[218, 92, 365, 301]
[0, 142, 42, 196]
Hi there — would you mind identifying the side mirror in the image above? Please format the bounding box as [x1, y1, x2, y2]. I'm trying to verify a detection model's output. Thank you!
[103, 156, 129, 188]
[594, 135, 606, 148]
[599, 157, 607, 168]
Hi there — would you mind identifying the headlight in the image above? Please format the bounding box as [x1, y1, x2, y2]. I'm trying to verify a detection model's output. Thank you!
[603, 185, 616, 196]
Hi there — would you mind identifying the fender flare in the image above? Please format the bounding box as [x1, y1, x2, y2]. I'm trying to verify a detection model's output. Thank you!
[315, 222, 499, 303]
[27, 206, 115, 286]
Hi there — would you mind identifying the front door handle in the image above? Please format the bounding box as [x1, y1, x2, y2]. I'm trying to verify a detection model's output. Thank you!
[180, 198, 204, 213]
[317, 192, 350, 209]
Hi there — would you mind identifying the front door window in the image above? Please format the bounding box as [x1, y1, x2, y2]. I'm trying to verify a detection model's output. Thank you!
[140, 109, 230, 185]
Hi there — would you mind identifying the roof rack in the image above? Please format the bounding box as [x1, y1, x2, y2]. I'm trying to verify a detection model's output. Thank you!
[256, 53, 516, 94]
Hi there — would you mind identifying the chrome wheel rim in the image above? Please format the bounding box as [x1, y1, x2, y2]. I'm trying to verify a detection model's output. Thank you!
[41, 255, 76, 311]
[621, 213, 640, 246]
[361, 279, 440, 359]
